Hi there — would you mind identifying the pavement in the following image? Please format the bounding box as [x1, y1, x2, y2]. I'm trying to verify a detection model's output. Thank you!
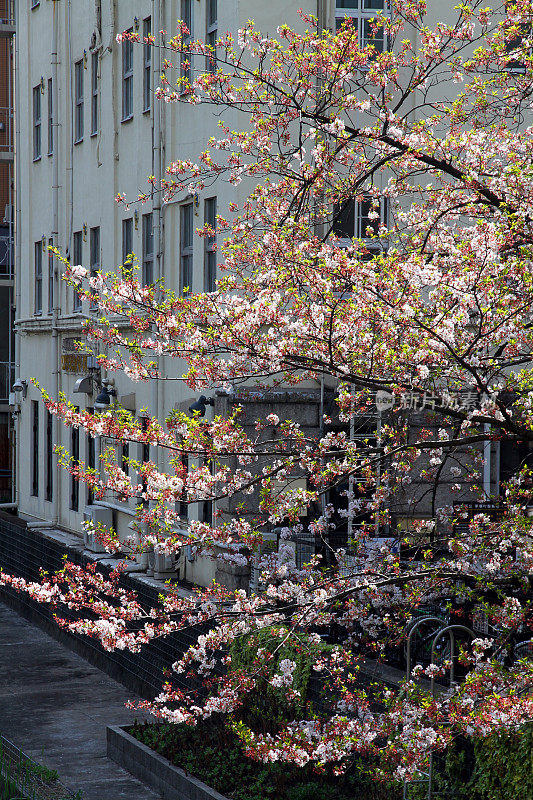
[0, 601, 161, 800]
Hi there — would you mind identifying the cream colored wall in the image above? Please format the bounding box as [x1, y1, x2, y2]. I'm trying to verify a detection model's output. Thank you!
[17, 0, 464, 583]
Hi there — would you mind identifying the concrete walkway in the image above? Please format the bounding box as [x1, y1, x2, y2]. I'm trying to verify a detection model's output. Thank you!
[0, 601, 161, 800]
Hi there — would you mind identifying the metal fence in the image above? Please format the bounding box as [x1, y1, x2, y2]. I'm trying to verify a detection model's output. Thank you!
[0, 733, 80, 800]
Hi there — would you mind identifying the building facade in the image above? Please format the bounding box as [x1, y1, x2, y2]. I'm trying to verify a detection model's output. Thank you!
[14, 0, 310, 585]
[15, 0, 504, 587]
[0, 0, 15, 506]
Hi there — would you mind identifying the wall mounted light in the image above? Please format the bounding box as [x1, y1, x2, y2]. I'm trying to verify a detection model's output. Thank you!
[134, 16, 139, 33]
[94, 381, 117, 410]
[134, 209, 139, 230]
[12, 378, 28, 400]
[188, 395, 214, 417]
[40, 76, 45, 94]
[41, 234, 46, 252]
[83, 224, 87, 242]
[83, 49, 88, 68]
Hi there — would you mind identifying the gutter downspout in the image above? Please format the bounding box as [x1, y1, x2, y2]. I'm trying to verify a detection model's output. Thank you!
[151, 0, 163, 472]
[13, 0, 20, 510]
[51, 0, 60, 525]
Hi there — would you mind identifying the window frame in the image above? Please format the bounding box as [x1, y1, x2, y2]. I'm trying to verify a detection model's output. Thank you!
[89, 226, 100, 311]
[45, 408, 53, 503]
[143, 17, 152, 113]
[87, 407, 95, 506]
[91, 51, 99, 136]
[70, 406, 80, 512]
[334, 0, 389, 52]
[32, 85, 41, 161]
[48, 237, 54, 313]
[122, 217, 133, 265]
[180, 203, 194, 295]
[122, 30, 134, 122]
[32, 401, 39, 497]
[34, 241, 42, 314]
[204, 197, 217, 292]
[206, 0, 217, 73]
[140, 416, 150, 508]
[332, 195, 389, 251]
[74, 59, 84, 143]
[142, 212, 154, 285]
[47, 77, 53, 156]
[72, 231, 83, 312]
[181, 0, 193, 87]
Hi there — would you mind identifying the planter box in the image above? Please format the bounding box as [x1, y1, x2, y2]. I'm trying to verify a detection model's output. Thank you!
[107, 725, 231, 800]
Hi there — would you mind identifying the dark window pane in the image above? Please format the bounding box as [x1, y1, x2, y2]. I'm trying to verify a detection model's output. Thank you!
[333, 199, 356, 239]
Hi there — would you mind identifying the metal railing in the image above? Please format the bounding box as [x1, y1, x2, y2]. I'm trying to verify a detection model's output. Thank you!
[0, 1, 15, 27]
[0, 106, 13, 154]
[0, 732, 80, 800]
[0, 224, 13, 278]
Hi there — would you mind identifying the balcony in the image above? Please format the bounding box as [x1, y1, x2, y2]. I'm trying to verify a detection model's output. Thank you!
[0, 224, 13, 278]
[0, 106, 14, 160]
[0, 1, 15, 36]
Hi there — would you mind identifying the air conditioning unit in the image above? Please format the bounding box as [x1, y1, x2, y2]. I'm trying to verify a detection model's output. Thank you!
[83, 505, 114, 553]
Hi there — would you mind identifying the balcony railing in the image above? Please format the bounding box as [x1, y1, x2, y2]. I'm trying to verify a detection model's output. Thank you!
[0, 106, 14, 155]
[0, 224, 13, 278]
[0, 1, 15, 28]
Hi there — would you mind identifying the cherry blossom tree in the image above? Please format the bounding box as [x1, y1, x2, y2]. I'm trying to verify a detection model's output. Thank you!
[4, 0, 533, 783]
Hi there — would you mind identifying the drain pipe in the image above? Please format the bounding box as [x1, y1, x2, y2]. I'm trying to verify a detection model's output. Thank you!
[51, 0, 60, 526]
[13, 0, 21, 511]
[151, 0, 163, 472]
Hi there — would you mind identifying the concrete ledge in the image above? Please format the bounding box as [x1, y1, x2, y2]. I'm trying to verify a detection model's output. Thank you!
[107, 725, 230, 800]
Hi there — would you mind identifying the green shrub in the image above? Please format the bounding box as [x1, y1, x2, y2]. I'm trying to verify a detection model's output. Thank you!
[130, 720, 401, 800]
[228, 627, 333, 735]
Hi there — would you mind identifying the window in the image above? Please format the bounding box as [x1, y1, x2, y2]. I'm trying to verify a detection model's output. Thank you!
[48, 237, 54, 313]
[46, 409, 53, 502]
[32, 86, 41, 160]
[90, 226, 100, 310]
[32, 402, 39, 497]
[143, 17, 152, 112]
[122, 30, 134, 121]
[91, 52, 99, 135]
[70, 407, 80, 511]
[122, 217, 133, 265]
[121, 442, 129, 477]
[140, 417, 150, 507]
[142, 212, 154, 285]
[74, 60, 84, 142]
[333, 195, 388, 248]
[206, 0, 217, 72]
[87, 408, 95, 506]
[504, 3, 532, 72]
[176, 454, 188, 520]
[117, 440, 129, 501]
[180, 203, 193, 294]
[181, 0, 193, 85]
[204, 197, 217, 292]
[34, 241, 42, 314]
[72, 231, 83, 312]
[335, 0, 388, 52]
[47, 78, 53, 155]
